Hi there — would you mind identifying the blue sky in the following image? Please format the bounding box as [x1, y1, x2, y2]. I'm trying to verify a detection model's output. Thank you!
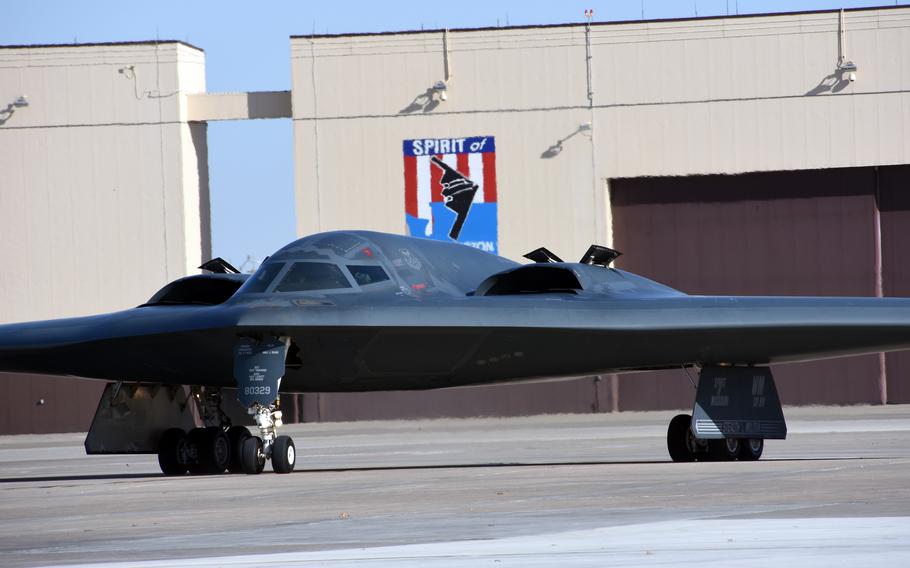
[4, 0, 903, 269]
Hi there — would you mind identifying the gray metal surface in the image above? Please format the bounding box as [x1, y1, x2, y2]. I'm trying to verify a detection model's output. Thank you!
[2, 230, 910, 397]
[1, 405, 908, 566]
[692, 367, 786, 439]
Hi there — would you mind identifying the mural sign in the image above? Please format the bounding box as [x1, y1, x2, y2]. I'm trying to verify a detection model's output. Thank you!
[403, 136, 498, 253]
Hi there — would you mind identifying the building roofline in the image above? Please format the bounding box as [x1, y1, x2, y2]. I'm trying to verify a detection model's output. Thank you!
[292, 4, 906, 40]
[0, 39, 203, 52]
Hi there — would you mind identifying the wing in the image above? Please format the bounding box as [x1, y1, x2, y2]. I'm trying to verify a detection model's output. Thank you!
[0, 304, 244, 386]
[236, 293, 910, 392]
[4, 284, 910, 393]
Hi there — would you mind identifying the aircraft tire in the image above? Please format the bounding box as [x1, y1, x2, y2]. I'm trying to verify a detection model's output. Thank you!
[227, 426, 252, 473]
[241, 436, 265, 475]
[157, 428, 188, 476]
[272, 435, 296, 474]
[738, 438, 763, 461]
[667, 414, 695, 462]
[187, 427, 230, 474]
[707, 438, 740, 461]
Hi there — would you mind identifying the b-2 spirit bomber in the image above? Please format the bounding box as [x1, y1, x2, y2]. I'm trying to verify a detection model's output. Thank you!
[2, 230, 910, 475]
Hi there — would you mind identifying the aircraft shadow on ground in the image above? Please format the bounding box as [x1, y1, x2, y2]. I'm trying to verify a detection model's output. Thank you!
[0, 456, 887, 484]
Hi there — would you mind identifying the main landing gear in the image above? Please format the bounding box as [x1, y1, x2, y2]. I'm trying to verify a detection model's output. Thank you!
[666, 413, 764, 462]
[666, 366, 786, 463]
[155, 388, 296, 476]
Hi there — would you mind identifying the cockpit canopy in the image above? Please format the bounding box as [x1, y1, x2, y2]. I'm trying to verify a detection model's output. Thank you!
[241, 260, 390, 294]
[229, 230, 682, 300]
[235, 230, 516, 296]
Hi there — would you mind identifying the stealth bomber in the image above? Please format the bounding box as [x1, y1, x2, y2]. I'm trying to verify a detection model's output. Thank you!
[3, 230, 910, 474]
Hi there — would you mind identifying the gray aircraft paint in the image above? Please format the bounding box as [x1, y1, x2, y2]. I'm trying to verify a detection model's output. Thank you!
[1, 230, 910, 395]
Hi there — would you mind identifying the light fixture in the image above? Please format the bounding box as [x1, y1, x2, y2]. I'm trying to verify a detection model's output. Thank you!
[13, 95, 28, 107]
[837, 60, 857, 82]
[836, 10, 857, 83]
[432, 80, 448, 101]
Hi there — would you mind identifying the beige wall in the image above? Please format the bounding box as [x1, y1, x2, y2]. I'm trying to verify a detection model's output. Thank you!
[0, 42, 208, 322]
[290, 7, 910, 261]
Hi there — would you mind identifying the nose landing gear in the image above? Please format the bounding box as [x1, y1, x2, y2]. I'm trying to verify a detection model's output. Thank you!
[240, 402, 296, 474]
[233, 335, 296, 475]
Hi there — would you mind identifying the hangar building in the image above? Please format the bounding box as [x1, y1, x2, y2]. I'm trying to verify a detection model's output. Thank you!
[1, 5, 909, 433]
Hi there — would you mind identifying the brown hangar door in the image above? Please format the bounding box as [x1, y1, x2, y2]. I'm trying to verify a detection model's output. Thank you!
[610, 165, 910, 410]
[0, 373, 105, 435]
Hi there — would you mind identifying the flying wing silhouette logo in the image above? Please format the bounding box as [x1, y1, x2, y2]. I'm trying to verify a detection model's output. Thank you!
[430, 156, 478, 239]
[403, 136, 499, 253]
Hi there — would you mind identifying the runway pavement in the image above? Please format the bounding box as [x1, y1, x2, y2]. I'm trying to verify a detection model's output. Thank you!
[1, 405, 908, 567]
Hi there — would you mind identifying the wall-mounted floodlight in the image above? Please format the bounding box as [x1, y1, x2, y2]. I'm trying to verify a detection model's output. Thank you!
[836, 9, 857, 83]
[837, 60, 857, 82]
[432, 80, 448, 101]
[13, 95, 29, 107]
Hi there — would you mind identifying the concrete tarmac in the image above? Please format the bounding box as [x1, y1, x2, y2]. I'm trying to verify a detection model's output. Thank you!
[1, 405, 908, 567]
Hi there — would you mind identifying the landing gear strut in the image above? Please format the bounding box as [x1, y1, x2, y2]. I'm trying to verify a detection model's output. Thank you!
[154, 387, 295, 476]
[233, 335, 296, 475]
[240, 401, 296, 474]
[667, 366, 785, 462]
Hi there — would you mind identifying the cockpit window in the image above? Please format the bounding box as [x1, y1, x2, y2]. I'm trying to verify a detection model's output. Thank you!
[346, 265, 390, 286]
[242, 262, 284, 294]
[274, 262, 352, 292]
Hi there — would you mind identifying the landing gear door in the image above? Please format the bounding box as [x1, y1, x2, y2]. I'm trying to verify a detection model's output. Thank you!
[692, 366, 787, 440]
[233, 337, 288, 407]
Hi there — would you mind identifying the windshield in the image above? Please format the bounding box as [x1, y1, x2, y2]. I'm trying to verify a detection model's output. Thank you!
[274, 262, 352, 292]
[346, 265, 390, 286]
[238, 262, 284, 294]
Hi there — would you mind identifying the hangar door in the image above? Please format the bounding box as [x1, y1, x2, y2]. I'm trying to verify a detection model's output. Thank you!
[610, 165, 910, 410]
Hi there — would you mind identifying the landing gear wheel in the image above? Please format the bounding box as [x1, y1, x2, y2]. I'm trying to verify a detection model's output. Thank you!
[226, 426, 252, 474]
[667, 414, 696, 462]
[272, 435, 296, 474]
[157, 428, 188, 476]
[707, 438, 741, 461]
[241, 436, 266, 475]
[738, 438, 764, 461]
[187, 427, 230, 474]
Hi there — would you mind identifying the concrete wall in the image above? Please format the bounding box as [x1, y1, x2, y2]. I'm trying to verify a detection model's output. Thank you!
[0, 41, 209, 434]
[290, 6, 910, 262]
[0, 41, 208, 321]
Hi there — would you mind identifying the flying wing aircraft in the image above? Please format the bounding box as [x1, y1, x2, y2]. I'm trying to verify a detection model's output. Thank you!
[2, 230, 910, 474]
